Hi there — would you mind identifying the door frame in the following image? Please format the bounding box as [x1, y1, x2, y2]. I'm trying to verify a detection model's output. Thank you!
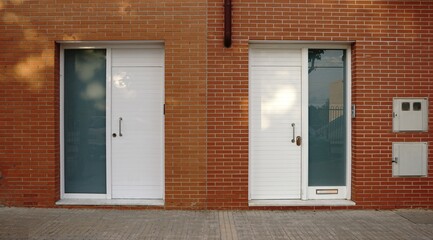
[59, 41, 165, 201]
[248, 42, 352, 202]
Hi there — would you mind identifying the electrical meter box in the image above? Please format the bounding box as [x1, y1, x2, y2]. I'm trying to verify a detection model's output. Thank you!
[392, 142, 428, 177]
[393, 98, 428, 132]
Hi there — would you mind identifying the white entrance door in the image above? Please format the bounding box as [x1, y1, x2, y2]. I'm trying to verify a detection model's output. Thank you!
[250, 47, 303, 199]
[111, 48, 164, 199]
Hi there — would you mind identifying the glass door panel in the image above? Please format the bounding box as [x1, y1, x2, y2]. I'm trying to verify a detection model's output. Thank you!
[308, 49, 346, 186]
[64, 49, 107, 193]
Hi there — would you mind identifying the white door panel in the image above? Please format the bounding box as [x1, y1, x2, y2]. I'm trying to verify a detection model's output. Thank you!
[250, 49, 301, 66]
[112, 48, 164, 67]
[250, 48, 302, 200]
[111, 49, 164, 199]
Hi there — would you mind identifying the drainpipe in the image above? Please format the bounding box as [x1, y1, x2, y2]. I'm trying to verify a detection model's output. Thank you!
[224, 0, 232, 48]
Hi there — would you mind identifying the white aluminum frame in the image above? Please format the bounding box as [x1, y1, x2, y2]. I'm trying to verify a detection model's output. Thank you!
[59, 41, 165, 203]
[248, 42, 352, 204]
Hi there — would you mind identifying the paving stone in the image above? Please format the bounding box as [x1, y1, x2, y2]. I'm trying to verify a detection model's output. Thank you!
[396, 209, 433, 224]
[1, 208, 432, 240]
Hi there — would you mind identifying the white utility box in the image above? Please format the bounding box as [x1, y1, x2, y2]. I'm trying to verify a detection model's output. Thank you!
[392, 142, 428, 177]
[393, 98, 428, 132]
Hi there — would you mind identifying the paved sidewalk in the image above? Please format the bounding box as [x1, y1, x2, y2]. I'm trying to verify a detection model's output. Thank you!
[1, 207, 433, 240]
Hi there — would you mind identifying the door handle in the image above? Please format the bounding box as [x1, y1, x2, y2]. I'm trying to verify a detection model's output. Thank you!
[291, 123, 296, 143]
[119, 117, 123, 137]
[291, 123, 301, 146]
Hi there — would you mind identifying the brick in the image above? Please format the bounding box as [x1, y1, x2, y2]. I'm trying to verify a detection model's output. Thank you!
[1, 0, 433, 210]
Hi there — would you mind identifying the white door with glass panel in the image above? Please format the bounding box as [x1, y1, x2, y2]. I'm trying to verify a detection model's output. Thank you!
[62, 45, 164, 200]
[249, 45, 349, 201]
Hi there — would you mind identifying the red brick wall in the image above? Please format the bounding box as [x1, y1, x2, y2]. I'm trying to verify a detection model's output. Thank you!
[206, 0, 433, 209]
[1, 0, 433, 209]
[207, 1, 250, 209]
[0, 0, 208, 209]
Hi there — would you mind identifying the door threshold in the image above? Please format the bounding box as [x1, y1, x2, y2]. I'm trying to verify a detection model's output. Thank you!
[249, 200, 355, 207]
[56, 199, 164, 206]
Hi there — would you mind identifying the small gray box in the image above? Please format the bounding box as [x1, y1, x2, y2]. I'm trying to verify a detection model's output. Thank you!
[393, 98, 428, 132]
[392, 142, 428, 177]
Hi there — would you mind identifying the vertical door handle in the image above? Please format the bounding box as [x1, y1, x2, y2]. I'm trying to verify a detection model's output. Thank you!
[119, 117, 123, 137]
[291, 123, 296, 143]
[291, 123, 301, 146]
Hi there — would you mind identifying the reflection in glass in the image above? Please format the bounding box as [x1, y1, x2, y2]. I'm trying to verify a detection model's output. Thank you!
[308, 49, 346, 186]
[113, 72, 128, 89]
[64, 49, 107, 193]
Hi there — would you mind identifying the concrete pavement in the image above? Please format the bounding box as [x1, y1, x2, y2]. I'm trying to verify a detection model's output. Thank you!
[1, 207, 432, 239]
